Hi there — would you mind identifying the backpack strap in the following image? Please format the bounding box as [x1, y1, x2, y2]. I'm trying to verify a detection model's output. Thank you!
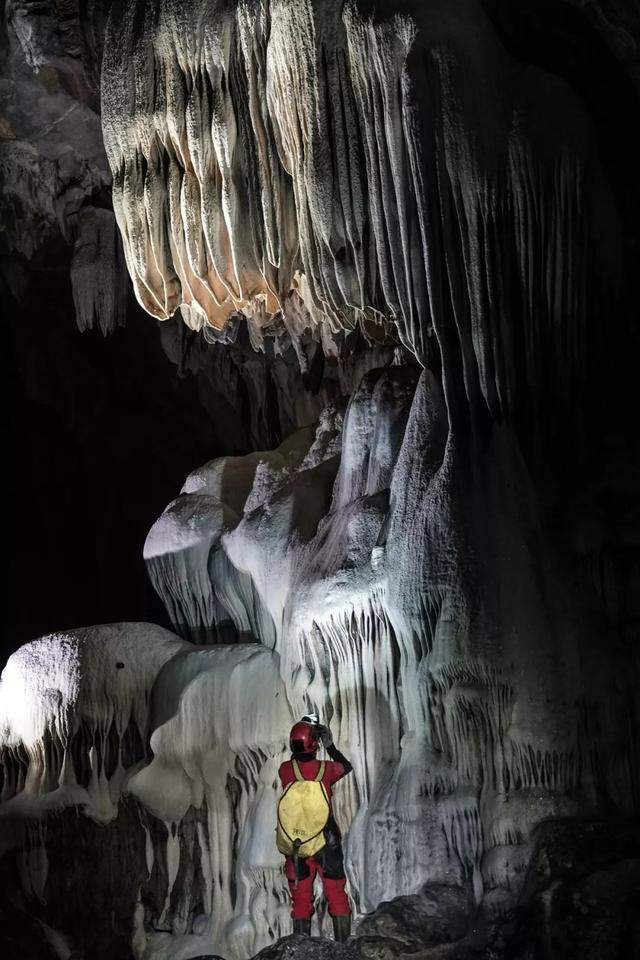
[291, 759, 326, 782]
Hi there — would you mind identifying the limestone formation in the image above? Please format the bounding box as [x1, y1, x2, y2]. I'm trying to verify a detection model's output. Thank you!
[101, 0, 618, 422]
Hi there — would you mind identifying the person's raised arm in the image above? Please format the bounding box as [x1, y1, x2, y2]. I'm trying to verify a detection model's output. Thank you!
[318, 724, 353, 775]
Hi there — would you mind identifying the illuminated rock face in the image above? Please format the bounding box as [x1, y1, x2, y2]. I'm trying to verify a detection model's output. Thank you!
[140, 364, 636, 953]
[1, 377, 637, 957]
[0, 624, 188, 822]
[98, 3, 633, 948]
[0, 627, 295, 958]
[127, 643, 294, 958]
[101, 0, 616, 416]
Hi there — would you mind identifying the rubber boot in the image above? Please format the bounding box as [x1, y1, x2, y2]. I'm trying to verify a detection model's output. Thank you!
[293, 918, 311, 936]
[332, 914, 351, 942]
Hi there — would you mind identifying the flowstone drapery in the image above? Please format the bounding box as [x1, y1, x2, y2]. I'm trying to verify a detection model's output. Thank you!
[139, 363, 635, 950]
[0, 627, 296, 957]
[3, 363, 634, 958]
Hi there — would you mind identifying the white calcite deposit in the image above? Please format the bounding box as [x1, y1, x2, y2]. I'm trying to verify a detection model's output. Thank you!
[101, 0, 616, 417]
[134, 364, 635, 951]
[0, 623, 188, 823]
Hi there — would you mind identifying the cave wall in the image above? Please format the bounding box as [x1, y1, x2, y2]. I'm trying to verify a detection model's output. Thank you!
[132, 360, 637, 956]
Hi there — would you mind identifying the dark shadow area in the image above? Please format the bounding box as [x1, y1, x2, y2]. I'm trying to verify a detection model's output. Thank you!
[4, 244, 231, 662]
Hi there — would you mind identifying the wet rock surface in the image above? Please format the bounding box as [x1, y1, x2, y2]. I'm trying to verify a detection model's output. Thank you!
[254, 935, 358, 960]
[357, 884, 475, 948]
[0, 798, 149, 960]
[251, 820, 640, 960]
[507, 819, 640, 960]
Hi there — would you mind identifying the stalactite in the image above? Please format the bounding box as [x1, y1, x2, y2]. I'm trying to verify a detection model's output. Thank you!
[102, 0, 618, 423]
[70, 206, 128, 335]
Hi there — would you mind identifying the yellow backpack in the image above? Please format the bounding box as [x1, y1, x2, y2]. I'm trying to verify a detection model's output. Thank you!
[276, 760, 329, 858]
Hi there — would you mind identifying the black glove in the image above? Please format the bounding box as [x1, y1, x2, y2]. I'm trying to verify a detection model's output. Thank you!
[317, 724, 333, 748]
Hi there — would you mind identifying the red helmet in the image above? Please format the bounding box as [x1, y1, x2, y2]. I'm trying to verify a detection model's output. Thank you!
[289, 720, 320, 755]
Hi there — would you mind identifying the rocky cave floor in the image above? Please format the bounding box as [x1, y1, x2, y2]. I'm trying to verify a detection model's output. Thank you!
[2, 817, 639, 959]
[236, 815, 640, 960]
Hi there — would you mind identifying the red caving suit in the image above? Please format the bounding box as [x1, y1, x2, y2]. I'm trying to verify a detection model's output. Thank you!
[278, 755, 351, 919]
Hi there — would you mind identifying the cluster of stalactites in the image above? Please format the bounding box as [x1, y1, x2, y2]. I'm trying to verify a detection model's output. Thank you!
[100, 0, 417, 354]
[102, 0, 617, 421]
